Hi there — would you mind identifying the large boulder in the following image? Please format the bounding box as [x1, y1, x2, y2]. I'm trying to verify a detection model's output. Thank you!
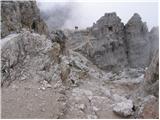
[112, 94, 134, 117]
[113, 99, 133, 117]
[1, 30, 57, 86]
[136, 95, 159, 119]
[1, 1, 49, 38]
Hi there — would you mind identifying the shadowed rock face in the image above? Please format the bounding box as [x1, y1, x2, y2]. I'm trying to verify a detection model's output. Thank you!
[125, 13, 150, 68]
[148, 27, 159, 62]
[1, 1, 49, 38]
[144, 50, 159, 97]
[89, 13, 128, 71]
[91, 12, 125, 39]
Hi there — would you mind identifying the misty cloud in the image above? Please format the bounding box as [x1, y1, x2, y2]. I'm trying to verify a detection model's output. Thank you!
[37, 2, 79, 30]
[37, 1, 158, 30]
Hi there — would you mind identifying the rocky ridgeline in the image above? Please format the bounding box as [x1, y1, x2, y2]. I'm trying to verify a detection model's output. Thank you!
[69, 12, 159, 71]
[1, 1, 49, 38]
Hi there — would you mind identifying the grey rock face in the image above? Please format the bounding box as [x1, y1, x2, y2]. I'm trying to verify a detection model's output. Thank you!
[125, 13, 150, 68]
[91, 12, 124, 39]
[1, 1, 49, 38]
[90, 13, 128, 71]
[60, 58, 71, 82]
[136, 95, 159, 119]
[148, 27, 159, 62]
[130, 51, 159, 119]
[68, 13, 159, 71]
[1, 30, 57, 86]
[143, 50, 159, 97]
[50, 30, 67, 54]
[70, 13, 128, 71]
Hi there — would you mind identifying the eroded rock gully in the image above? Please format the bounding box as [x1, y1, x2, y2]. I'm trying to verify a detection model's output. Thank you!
[1, 1, 159, 119]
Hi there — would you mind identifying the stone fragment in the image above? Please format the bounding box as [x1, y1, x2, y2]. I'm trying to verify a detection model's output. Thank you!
[78, 104, 85, 111]
[113, 99, 133, 117]
[137, 95, 159, 119]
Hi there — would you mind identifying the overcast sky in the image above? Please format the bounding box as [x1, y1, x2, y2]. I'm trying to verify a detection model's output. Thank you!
[37, 0, 159, 30]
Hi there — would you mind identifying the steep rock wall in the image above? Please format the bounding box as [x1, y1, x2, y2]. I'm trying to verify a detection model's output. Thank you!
[1, 1, 49, 38]
[125, 13, 150, 68]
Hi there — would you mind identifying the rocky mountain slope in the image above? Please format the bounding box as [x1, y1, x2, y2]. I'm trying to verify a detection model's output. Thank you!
[68, 12, 158, 70]
[1, 1, 159, 119]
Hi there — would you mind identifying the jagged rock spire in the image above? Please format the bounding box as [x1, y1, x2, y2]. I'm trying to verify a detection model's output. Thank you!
[127, 13, 142, 23]
[125, 13, 150, 68]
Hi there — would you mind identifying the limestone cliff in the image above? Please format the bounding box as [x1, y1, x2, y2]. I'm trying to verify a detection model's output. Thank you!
[1, 1, 49, 38]
[70, 12, 128, 71]
[69, 13, 158, 70]
[144, 50, 159, 97]
[125, 13, 150, 68]
[148, 27, 159, 62]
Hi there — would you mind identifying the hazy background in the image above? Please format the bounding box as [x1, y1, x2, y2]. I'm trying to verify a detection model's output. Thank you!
[37, 0, 159, 30]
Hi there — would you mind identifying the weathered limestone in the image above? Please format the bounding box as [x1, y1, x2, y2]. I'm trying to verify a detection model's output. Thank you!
[1, 30, 55, 86]
[143, 50, 159, 97]
[1, 1, 48, 38]
[137, 95, 159, 119]
[68, 13, 158, 71]
[90, 12, 128, 71]
[91, 12, 124, 39]
[69, 12, 128, 71]
[148, 27, 159, 62]
[1, 1, 159, 118]
[60, 56, 71, 82]
[113, 99, 133, 117]
[125, 13, 150, 68]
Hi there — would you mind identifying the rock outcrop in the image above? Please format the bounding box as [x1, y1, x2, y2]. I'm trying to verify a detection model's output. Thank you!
[136, 95, 159, 119]
[148, 27, 159, 62]
[70, 12, 128, 71]
[1, 30, 58, 86]
[1, 1, 49, 38]
[68, 13, 158, 71]
[113, 99, 133, 117]
[143, 50, 159, 97]
[130, 50, 159, 119]
[125, 13, 150, 68]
